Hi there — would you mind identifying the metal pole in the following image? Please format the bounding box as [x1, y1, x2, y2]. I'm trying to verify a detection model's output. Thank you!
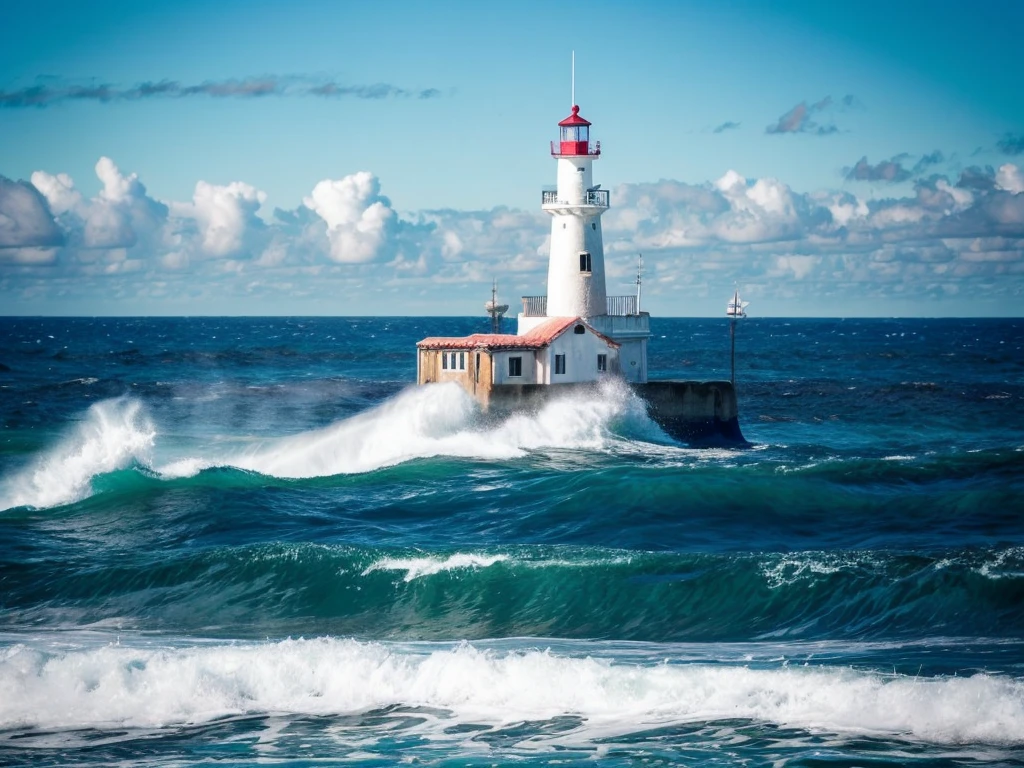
[730, 319, 736, 387]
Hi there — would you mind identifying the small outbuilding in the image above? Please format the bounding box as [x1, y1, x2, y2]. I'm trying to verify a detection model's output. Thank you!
[417, 316, 620, 407]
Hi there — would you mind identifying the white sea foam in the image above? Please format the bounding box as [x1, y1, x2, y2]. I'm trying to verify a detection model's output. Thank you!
[760, 551, 882, 589]
[362, 553, 510, 581]
[3, 381, 672, 507]
[159, 379, 657, 480]
[0, 637, 1022, 746]
[0, 398, 155, 511]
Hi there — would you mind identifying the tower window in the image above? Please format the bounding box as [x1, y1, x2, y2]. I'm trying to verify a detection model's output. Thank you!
[579, 252, 592, 273]
[442, 352, 448, 370]
[597, 354, 607, 372]
[592, 223, 597, 230]
[459, 352, 465, 370]
[508, 356, 522, 377]
[555, 354, 566, 375]
[574, 324, 585, 334]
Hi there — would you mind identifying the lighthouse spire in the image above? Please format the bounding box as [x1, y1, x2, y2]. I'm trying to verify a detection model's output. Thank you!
[571, 50, 575, 107]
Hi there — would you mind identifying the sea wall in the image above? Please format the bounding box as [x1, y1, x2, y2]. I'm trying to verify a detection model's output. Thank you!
[634, 380, 746, 445]
[486, 380, 747, 446]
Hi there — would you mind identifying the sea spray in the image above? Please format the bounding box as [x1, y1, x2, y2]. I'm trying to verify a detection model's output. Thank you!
[160, 378, 658, 479]
[0, 397, 155, 511]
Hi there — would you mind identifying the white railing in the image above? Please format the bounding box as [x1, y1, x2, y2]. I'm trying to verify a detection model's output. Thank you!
[606, 295, 638, 316]
[521, 296, 547, 316]
[540, 189, 610, 207]
[521, 295, 638, 317]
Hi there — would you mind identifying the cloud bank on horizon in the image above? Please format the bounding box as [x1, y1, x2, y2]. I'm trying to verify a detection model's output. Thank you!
[3, 152, 1023, 316]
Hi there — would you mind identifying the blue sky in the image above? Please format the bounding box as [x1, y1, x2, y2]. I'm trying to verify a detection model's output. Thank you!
[2, 0, 1023, 316]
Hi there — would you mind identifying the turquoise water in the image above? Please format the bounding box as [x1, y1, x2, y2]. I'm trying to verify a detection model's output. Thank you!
[1, 316, 1023, 766]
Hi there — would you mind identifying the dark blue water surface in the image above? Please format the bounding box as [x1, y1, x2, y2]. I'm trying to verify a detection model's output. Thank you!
[1, 316, 1023, 767]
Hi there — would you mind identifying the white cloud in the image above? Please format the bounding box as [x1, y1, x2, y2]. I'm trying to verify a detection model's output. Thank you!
[4, 156, 1024, 313]
[188, 180, 266, 257]
[996, 163, 1024, 195]
[0, 176, 64, 248]
[303, 172, 396, 263]
[30, 171, 81, 215]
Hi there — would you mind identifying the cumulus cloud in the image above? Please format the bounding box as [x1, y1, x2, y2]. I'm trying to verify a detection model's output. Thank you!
[4, 156, 1024, 312]
[0, 77, 444, 109]
[0, 176, 64, 248]
[766, 95, 854, 135]
[186, 180, 267, 257]
[996, 164, 1024, 194]
[303, 172, 398, 263]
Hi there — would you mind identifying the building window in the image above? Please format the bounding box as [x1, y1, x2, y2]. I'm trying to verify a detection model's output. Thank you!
[555, 354, 566, 375]
[442, 352, 448, 370]
[574, 324, 585, 334]
[459, 352, 465, 370]
[508, 356, 522, 377]
[579, 252, 592, 273]
[597, 354, 607, 372]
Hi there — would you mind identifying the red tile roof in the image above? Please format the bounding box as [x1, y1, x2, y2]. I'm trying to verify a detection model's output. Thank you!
[417, 316, 620, 351]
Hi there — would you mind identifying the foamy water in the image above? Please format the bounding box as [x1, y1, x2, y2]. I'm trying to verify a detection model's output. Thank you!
[1, 637, 1021, 746]
[362, 553, 511, 581]
[0, 398, 155, 510]
[2, 382, 664, 510]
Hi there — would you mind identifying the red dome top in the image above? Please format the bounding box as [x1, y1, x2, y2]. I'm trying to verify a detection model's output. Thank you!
[558, 105, 591, 127]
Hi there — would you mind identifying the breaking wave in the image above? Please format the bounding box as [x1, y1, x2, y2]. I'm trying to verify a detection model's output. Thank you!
[0, 398, 154, 511]
[1, 383, 660, 510]
[1, 637, 1021, 747]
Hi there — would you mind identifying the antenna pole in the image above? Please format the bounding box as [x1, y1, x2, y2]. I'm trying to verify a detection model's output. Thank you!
[730, 319, 736, 386]
[636, 254, 643, 314]
[571, 51, 575, 106]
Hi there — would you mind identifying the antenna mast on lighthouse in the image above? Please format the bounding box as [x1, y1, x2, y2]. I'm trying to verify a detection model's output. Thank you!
[636, 254, 643, 314]
[571, 51, 575, 107]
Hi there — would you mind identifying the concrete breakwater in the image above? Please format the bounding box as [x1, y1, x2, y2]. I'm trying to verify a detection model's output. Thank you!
[486, 380, 747, 446]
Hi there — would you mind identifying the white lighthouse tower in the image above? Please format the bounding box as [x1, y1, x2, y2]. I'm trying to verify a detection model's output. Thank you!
[517, 100, 652, 382]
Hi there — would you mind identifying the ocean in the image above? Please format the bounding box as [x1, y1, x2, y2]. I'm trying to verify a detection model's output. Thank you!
[1, 315, 1023, 767]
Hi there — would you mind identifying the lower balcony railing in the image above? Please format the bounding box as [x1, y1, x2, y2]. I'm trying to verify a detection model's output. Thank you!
[540, 189, 610, 207]
[520, 295, 639, 317]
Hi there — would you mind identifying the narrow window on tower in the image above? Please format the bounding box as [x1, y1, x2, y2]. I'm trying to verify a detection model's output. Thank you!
[442, 352, 448, 370]
[459, 352, 466, 370]
[597, 354, 607, 372]
[555, 354, 566, 375]
[508, 356, 522, 377]
[579, 251, 592, 273]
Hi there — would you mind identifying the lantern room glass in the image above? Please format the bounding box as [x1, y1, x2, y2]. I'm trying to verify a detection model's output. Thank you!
[560, 126, 589, 142]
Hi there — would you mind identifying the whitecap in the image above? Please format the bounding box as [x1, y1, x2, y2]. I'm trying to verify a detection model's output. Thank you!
[0, 398, 155, 511]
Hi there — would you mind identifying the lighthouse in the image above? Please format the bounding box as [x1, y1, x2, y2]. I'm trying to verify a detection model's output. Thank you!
[543, 105, 608, 318]
[414, 87, 745, 445]
[518, 102, 652, 382]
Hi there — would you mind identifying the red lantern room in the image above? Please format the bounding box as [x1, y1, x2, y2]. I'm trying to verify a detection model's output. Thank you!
[552, 105, 600, 157]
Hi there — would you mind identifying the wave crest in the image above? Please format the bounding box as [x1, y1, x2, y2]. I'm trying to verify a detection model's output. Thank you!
[0, 398, 155, 511]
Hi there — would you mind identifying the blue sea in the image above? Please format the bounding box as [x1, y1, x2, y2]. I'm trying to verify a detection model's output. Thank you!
[1, 316, 1023, 767]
